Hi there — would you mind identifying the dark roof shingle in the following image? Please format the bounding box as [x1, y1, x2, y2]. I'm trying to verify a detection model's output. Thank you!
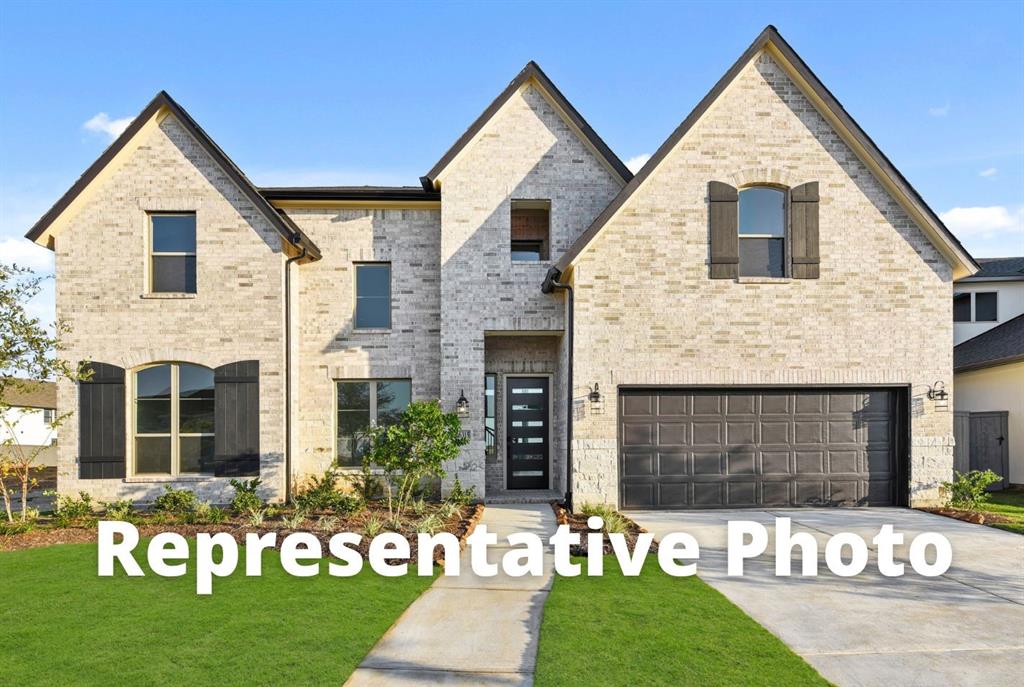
[954, 313, 1024, 372]
[963, 257, 1024, 280]
[1, 379, 57, 409]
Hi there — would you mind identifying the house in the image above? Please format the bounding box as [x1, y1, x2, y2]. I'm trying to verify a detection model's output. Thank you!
[24, 26, 978, 509]
[953, 257, 1024, 486]
[0, 379, 58, 467]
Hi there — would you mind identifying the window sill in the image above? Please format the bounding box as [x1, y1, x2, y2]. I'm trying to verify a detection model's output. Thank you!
[736, 276, 792, 284]
[124, 475, 217, 483]
[140, 292, 197, 300]
[352, 328, 392, 334]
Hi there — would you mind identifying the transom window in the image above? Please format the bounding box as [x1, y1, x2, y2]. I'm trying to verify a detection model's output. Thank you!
[134, 363, 214, 475]
[354, 263, 392, 329]
[511, 200, 550, 262]
[954, 291, 998, 323]
[738, 187, 785, 277]
[150, 213, 197, 293]
[336, 379, 411, 466]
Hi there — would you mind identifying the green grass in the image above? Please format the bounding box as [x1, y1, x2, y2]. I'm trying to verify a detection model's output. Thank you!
[0, 542, 434, 686]
[535, 556, 829, 687]
[980, 489, 1024, 534]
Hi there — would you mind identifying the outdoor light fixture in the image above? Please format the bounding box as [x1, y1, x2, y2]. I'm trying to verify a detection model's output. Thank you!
[456, 389, 469, 415]
[927, 381, 948, 402]
[588, 383, 603, 412]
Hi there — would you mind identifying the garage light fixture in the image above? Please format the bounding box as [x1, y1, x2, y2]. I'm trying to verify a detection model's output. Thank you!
[588, 383, 603, 413]
[927, 381, 948, 402]
[456, 389, 469, 416]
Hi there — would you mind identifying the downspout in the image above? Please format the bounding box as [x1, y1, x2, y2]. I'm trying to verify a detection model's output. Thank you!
[284, 236, 306, 503]
[542, 266, 574, 512]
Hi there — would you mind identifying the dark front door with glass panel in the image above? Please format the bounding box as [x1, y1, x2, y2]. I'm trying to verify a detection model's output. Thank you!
[506, 377, 549, 489]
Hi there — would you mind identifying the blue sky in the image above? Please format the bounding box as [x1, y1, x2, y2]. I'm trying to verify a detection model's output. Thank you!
[1, 1, 1022, 322]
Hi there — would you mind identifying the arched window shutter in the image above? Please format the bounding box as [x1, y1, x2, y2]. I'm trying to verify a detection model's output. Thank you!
[790, 182, 820, 279]
[79, 362, 126, 479]
[213, 361, 260, 476]
[708, 181, 739, 279]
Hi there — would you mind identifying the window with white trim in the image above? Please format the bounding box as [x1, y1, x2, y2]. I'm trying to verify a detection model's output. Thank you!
[953, 291, 998, 323]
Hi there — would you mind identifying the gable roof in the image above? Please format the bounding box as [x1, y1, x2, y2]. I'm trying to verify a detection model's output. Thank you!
[421, 61, 632, 190]
[957, 256, 1024, 282]
[25, 91, 321, 260]
[552, 25, 979, 280]
[954, 313, 1024, 372]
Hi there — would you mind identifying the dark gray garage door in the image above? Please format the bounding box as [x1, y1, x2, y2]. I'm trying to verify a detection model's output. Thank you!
[619, 388, 904, 509]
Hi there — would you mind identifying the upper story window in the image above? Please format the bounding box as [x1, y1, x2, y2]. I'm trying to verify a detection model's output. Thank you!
[511, 200, 550, 262]
[354, 263, 391, 330]
[954, 291, 998, 323]
[134, 363, 214, 476]
[336, 379, 411, 466]
[150, 213, 197, 293]
[738, 187, 785, 277]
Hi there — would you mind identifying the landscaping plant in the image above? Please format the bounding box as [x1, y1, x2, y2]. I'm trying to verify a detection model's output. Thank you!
[52, 491, 95, 527]
[228, 478, 264, 515]
[579, 502, 630, 534]
[942, 470, 1004, 510]
[445, 476, 476, 506]
[153, 486, 198, 516]
[103, 499, 137, 522]
[0, 262, 89, 522]
[363, 400, 468, 521]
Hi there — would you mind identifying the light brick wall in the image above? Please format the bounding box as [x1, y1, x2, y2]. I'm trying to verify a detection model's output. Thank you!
[286, 207, 442, 480]
[570, 53, 955, 508]
[53, 115, 287, 503]
[439, 82, 625, 495]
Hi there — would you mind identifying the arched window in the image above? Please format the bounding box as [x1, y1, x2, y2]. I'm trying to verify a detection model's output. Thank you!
[738, 187, 786, 277]
[134, 363, 214, 475]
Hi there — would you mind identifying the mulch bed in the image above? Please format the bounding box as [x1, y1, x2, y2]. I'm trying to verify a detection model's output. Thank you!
[0, 502, 485, 565]
[921, 507, 1014, 527]
[552, 502, 658, 555]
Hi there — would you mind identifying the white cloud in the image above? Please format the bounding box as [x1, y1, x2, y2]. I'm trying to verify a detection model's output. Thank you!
[927, 103, 950, 117]
[979, 167, 998, 178]
[940, 206, 1024, 240]
[82, 112, 133, 141]
[0, 236, 54, 272]
[625, 153, 651, 173]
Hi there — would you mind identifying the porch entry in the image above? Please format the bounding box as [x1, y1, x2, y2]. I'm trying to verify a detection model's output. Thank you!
[506, 376, 550, 489]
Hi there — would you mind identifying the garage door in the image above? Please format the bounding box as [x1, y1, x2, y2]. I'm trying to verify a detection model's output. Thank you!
[619, 388, 904, 509]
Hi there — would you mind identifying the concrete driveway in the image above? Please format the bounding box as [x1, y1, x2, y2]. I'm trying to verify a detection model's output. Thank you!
[629, 508, 1024, 687]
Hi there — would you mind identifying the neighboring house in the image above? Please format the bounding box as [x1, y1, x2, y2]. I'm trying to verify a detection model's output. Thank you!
[953, 257, 1024, 345]
[0, 380, 58, 467]
[25, 26, 978, 509]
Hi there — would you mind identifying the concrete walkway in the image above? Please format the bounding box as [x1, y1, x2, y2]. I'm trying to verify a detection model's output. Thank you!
[345, 503, 557, 687]
[630, 508, 1024, 687]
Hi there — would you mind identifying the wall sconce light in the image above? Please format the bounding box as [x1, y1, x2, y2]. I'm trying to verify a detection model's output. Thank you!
[456, 389, 469, 416]
[927, 381, 948, 402]
[588, 383, 603, 412]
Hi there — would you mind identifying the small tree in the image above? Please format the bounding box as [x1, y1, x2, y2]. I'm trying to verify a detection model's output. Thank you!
[0, 263, 88, 522]
[942, 469, 1003, 511]
[363, 400, 468, 520]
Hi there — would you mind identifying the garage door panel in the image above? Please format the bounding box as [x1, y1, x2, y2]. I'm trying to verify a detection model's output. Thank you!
[620, 387, 902, 509]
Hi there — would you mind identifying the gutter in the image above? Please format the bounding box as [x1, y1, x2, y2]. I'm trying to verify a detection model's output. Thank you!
[284, 237, 307, 502]
[542, 266, 574, 512]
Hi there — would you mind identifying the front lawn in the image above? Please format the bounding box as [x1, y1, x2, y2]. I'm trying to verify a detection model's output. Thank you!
[981, 489, 1024, 534]
[534, 556, 829, 687]
[0, 542, 434, 686]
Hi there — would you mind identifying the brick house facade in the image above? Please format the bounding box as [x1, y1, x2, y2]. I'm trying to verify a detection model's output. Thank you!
[26, 27, 977, 509]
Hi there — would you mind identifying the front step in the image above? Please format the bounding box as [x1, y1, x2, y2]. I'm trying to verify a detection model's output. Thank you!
[485, 489, 563, 504]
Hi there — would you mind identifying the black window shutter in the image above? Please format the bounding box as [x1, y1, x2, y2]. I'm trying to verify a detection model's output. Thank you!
[213, 361, 260, 477]
[79, 362, 126, 479]
[790, 182, 820, 279]
[708, 181, 739, 279]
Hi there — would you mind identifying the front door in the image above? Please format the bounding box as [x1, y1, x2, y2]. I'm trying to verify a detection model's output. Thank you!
[506, 377, 549, 489]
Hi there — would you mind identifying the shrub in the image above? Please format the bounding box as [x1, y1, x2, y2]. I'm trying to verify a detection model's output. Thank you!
[333, 494, 364, 516]
[0, 519, 34, 535]
[294, 469, 346, 512]
[153, 486, 198, 515]
[417, 513, 444, 534]
[345, 464, 383, 502]
[183, 502, 227, 525]
[228, 478, 264, 515]
[579, 502, 630, 534]
[103, 499, 136, 522]
[363, 513, 385, 537]
[943, 470, 1003, 510]
[445, 477, 476, 507]
[53, 491, 95, 526]
[364, 401, 468, 520]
